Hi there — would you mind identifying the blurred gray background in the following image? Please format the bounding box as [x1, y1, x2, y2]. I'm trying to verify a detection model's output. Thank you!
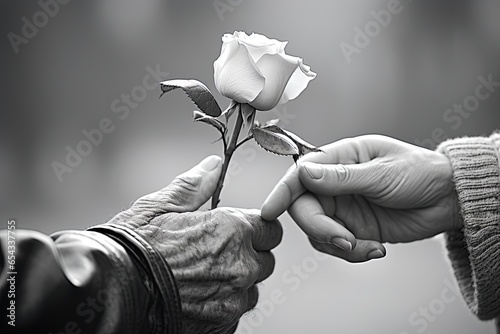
[1, 1, 500, 333]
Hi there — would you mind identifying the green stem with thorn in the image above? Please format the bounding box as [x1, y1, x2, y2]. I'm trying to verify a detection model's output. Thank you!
[211, 103, 245, 209]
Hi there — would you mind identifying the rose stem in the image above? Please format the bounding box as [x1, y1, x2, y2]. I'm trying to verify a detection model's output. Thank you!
[211, 103, 243, 209]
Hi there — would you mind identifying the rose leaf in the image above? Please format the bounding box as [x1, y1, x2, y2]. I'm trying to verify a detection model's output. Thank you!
[160, 79, 222, 117]
[261, 125, 323, 159]
[253, 126, 299, 157]
[282, 129, 323, 156]
[193, 110, 226, 135]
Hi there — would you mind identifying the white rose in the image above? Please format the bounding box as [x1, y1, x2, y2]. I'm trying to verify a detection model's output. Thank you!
[213, 31, 316, 111]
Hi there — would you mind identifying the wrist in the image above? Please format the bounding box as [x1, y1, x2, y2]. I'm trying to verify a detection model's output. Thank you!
[436, 152, 463, 232]
[436, 136, 500, 232]
[448, 187, 463, 231]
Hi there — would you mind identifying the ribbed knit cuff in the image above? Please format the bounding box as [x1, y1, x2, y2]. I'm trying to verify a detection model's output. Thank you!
[437, 133, 500, 320]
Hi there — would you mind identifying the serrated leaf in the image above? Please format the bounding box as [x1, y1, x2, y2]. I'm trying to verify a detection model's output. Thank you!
[193, 110, 226, 134]
[262, 125, 322, 157]
[160, 79, 222, 117]
[282, 129, 322, 156]
[253, 127, 299, 156]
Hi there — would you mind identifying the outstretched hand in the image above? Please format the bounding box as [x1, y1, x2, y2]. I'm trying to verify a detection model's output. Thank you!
[261, 135, 461, 263]
[111, 156, 282, 334]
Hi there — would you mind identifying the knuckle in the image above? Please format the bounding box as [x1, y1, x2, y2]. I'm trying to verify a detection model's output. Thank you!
[368, 160, 396, 195]
[213, 208, 245, 229]
[212, 209, 257, 247]
[274, 178, 295, 201]
[131, 173, 203, 212]
[232, 214, 254, 238]
[332, 163, 348, 182]
[247, 256, 262, 282]
[308, 227, 329, 244]
[171, 173, 201, 194]
[232, 255, 261, 288]
[240, 207, 261, 217]
[235, 211, 258, 237]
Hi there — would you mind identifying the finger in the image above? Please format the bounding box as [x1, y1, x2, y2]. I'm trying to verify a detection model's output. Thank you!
[288, 192, 356, 250]
[232, 208, 283, 251]
[255, 251, 275, 283]
[260, 138, 364, 221]
[298, 160, 382, 197]
[310, 237, 386, 263]
[131, 155, 222, 214]
[251, 216, 283, 251]
[247, 285, 259, 311]
[317, 194, 336, 220]
[253, 217, 283, 251]
[224, 321, 239, 334]
[261, 164, 305, 221]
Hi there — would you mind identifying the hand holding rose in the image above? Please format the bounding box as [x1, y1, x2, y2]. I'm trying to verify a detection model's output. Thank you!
[105, 156, 282, 333]
[262, 135, 462, 262]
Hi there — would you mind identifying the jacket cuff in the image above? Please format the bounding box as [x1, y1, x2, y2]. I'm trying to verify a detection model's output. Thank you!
[437, 134, 500, 320]
[88, 224, 182, 333]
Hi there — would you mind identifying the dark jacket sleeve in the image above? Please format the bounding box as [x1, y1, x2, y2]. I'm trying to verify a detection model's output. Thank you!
[0, 227, 182, 334]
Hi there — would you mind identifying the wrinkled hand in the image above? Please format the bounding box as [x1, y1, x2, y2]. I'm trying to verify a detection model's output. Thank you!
[113, 156, 282, 334]
[261, 135, 460, 263]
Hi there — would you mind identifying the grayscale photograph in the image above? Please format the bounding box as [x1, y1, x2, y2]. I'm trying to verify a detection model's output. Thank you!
[1, 1, 500, 333]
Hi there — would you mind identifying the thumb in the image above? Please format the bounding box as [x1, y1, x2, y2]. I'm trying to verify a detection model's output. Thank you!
[132, 155, 222, 214]
[299, 161, 381, 197]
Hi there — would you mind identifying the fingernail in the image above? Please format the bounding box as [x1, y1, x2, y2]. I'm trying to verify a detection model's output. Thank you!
[199, 156, 220, 171]
[367, 249, 385, 260]
[304, 163, 323, 179]
[330, 237, 352, 252]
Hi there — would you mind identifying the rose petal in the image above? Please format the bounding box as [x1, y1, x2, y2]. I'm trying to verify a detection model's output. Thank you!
[219, 33, 235, 56]
[278, 58, 317, 105]
[214, 40, 265, 103]
[250, 53, 300, 111]
[214, 38, 235, 81]
[235, 31, 287, 63]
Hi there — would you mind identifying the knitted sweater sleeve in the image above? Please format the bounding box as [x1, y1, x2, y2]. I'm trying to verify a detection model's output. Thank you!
[437, 132, 500, 328]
